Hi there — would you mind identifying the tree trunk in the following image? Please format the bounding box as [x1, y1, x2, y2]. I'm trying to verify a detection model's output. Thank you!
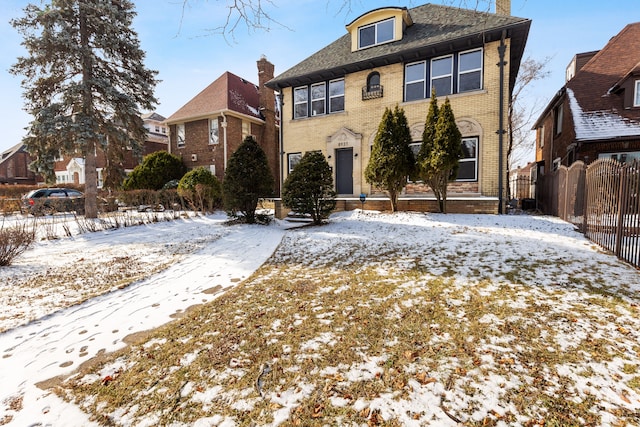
[80, 1, 98, 218]
[388, 189, 397, 212]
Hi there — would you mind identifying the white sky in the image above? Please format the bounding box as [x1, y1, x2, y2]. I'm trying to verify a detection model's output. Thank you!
[1, 0, 638, 165]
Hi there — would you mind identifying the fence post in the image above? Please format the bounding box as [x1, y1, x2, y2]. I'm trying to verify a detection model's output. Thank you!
[582, 164, 589, 234]
[615, 165, 628, 257]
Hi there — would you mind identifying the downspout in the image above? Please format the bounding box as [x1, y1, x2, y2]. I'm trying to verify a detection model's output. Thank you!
[276, 87, 284, 196]
[221, 111, 228, 169]
[497, 30, 507, 214]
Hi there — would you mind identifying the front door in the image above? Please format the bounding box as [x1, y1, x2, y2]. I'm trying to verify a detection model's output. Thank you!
[336, 148, 353, 195]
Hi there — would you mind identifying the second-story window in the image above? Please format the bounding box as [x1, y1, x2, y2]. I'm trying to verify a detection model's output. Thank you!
[431, 55, 453, 97]
[177, 123, 185, 148]
[294, 87, 308, 119]
[405, 62, 426, 101]
[311, 83, 326, 116]
[458, 48, 483, 92]
[293, 79, 344, 119]
[554, 104, 563, 135]
[635, 80, 640, 107]
[329, 79, 345, 113]
[209, 118, 219, 145]
[358, 18, 394, 49]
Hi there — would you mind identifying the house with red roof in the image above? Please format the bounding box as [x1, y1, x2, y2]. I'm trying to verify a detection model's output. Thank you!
[164, 57, 279, 194]
[533, 22, 640, 174]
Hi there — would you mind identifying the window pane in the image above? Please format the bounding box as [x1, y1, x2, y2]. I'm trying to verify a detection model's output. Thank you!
[312, 100, 325, 116]
[377, 19, 394, 44]
[406, 62, 425, 82]
[329, 79, 344, 97]
[367, 73, 380, 90]
[461, 138, 477, 159]
[288, 153, 302, 173]
[459, 71, 481, 92]
[294, 87, 307, 104]
[295, 103, 307, 118]
[457, 161, 476, 181]
[432, 77, 452, 97]
[359, 25, 375, 48]
[330, 96, 344, 113]
[432, 56, 452, 77]
[311, 83, 325, 99]
[460, 50, 482, 72]
[635, 81, 640, 106]
[405, 81, 425, 101]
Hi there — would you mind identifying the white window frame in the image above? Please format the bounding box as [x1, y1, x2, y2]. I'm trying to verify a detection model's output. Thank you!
[405, 61, 426, 101]
[311, 82, 326, 116]
[539, 125, 545, 148]
[176, 123, 185, 148]
[430, 54, 453, 97]
[456, 137, 478, 182]
[358, 17, 395, 49]
[329, 79, 345, 113]
[458, 48, 483, 93]
[209, 118, 219, 145]
[242, 121, 250, 140]
[294, 86, 308, 119]
[209, 164, 216, 175]
[288, 152, 302, 174]
[635, 80, 640, 107]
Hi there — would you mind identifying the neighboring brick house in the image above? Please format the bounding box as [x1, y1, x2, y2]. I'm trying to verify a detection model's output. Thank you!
[54, 113, 169, 187]
[0, 143, 40, 185]
[164, 57, 280, 194]
[533, 23, 640, 174]
[266, 1, 530, 214]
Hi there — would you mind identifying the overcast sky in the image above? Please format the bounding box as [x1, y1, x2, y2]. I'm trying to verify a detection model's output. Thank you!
[0, 0, 637, 164]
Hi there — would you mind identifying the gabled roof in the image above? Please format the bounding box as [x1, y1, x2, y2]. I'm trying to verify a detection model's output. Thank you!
[0, 143, 26, 163]
[142, 112, 166, 122]
[165, 72, 262, 124]
[564, 22, 640, 141]
[266, 3, 530, 92]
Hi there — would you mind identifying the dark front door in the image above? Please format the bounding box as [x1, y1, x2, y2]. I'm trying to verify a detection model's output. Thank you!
[336, 148, 353, 195]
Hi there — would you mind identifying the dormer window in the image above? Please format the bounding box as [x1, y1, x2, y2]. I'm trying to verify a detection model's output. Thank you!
[635, 80, 640, 107]
[358, 18, 394, 49]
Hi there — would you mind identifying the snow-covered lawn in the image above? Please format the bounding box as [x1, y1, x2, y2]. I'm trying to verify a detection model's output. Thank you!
[1, 210, 640, 426]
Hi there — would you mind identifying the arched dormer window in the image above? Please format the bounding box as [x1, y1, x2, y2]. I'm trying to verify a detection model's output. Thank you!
[363, 72, 383, 100]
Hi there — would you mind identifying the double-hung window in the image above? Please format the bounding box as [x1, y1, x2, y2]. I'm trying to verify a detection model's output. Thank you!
[294, 87, 308, 119]
[458, 49, 482, 92]
[405, 61, 426, 101]
[457, 137, 478, 181]
[358, 18, 394, 49]
[635, 80, 640, 107]
[311, 83, 326, 116]
[431, 55, 453, 97]
[329, 79, 345, 113]
[176, 124, 185, 148]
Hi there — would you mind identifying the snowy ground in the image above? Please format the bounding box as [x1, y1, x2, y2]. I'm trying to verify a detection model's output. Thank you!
[1, 210, 640, 426]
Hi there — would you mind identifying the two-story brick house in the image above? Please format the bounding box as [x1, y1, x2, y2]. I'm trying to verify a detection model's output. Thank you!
[54, 112, 169, 187]
[266, 1, 530, 214]
[164, 57, 279, 194]
[533, 23, 640, 174]
[0, 143, 40, 185]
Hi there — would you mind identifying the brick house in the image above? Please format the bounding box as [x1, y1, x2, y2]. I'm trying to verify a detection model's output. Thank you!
[164, 57, 279, 194]
[54, 113, 169, 187]
[0, 143, 40, 185]
[266, 1, 530, 214]
[533, 23, 640, 174]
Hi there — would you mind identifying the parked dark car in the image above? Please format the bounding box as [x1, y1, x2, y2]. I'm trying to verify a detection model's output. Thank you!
[21, 188, 85, 215]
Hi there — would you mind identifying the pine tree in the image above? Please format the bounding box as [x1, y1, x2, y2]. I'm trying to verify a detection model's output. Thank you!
[10, 0, 158, 218]
[417, 92, 462, 213]
[223, 136, 274, 224]
[365, 105, 415, 212]
[282, 151, 336, 225]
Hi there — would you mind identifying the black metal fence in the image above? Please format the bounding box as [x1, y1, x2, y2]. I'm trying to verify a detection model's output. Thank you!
[537, 159, 640, 268]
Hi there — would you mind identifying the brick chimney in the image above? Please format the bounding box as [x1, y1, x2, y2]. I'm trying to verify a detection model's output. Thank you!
[495, 0, 510, 15]
[257, 55, 279, 195]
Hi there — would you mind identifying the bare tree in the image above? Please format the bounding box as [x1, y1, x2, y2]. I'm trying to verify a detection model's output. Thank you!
[507, 56, 552, 172]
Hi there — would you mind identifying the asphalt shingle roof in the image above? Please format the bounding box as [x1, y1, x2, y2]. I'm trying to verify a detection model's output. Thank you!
[266, 3, 530, 91]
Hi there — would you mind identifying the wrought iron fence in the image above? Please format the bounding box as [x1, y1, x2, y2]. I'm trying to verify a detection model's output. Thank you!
[538, 158, 640, 268]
